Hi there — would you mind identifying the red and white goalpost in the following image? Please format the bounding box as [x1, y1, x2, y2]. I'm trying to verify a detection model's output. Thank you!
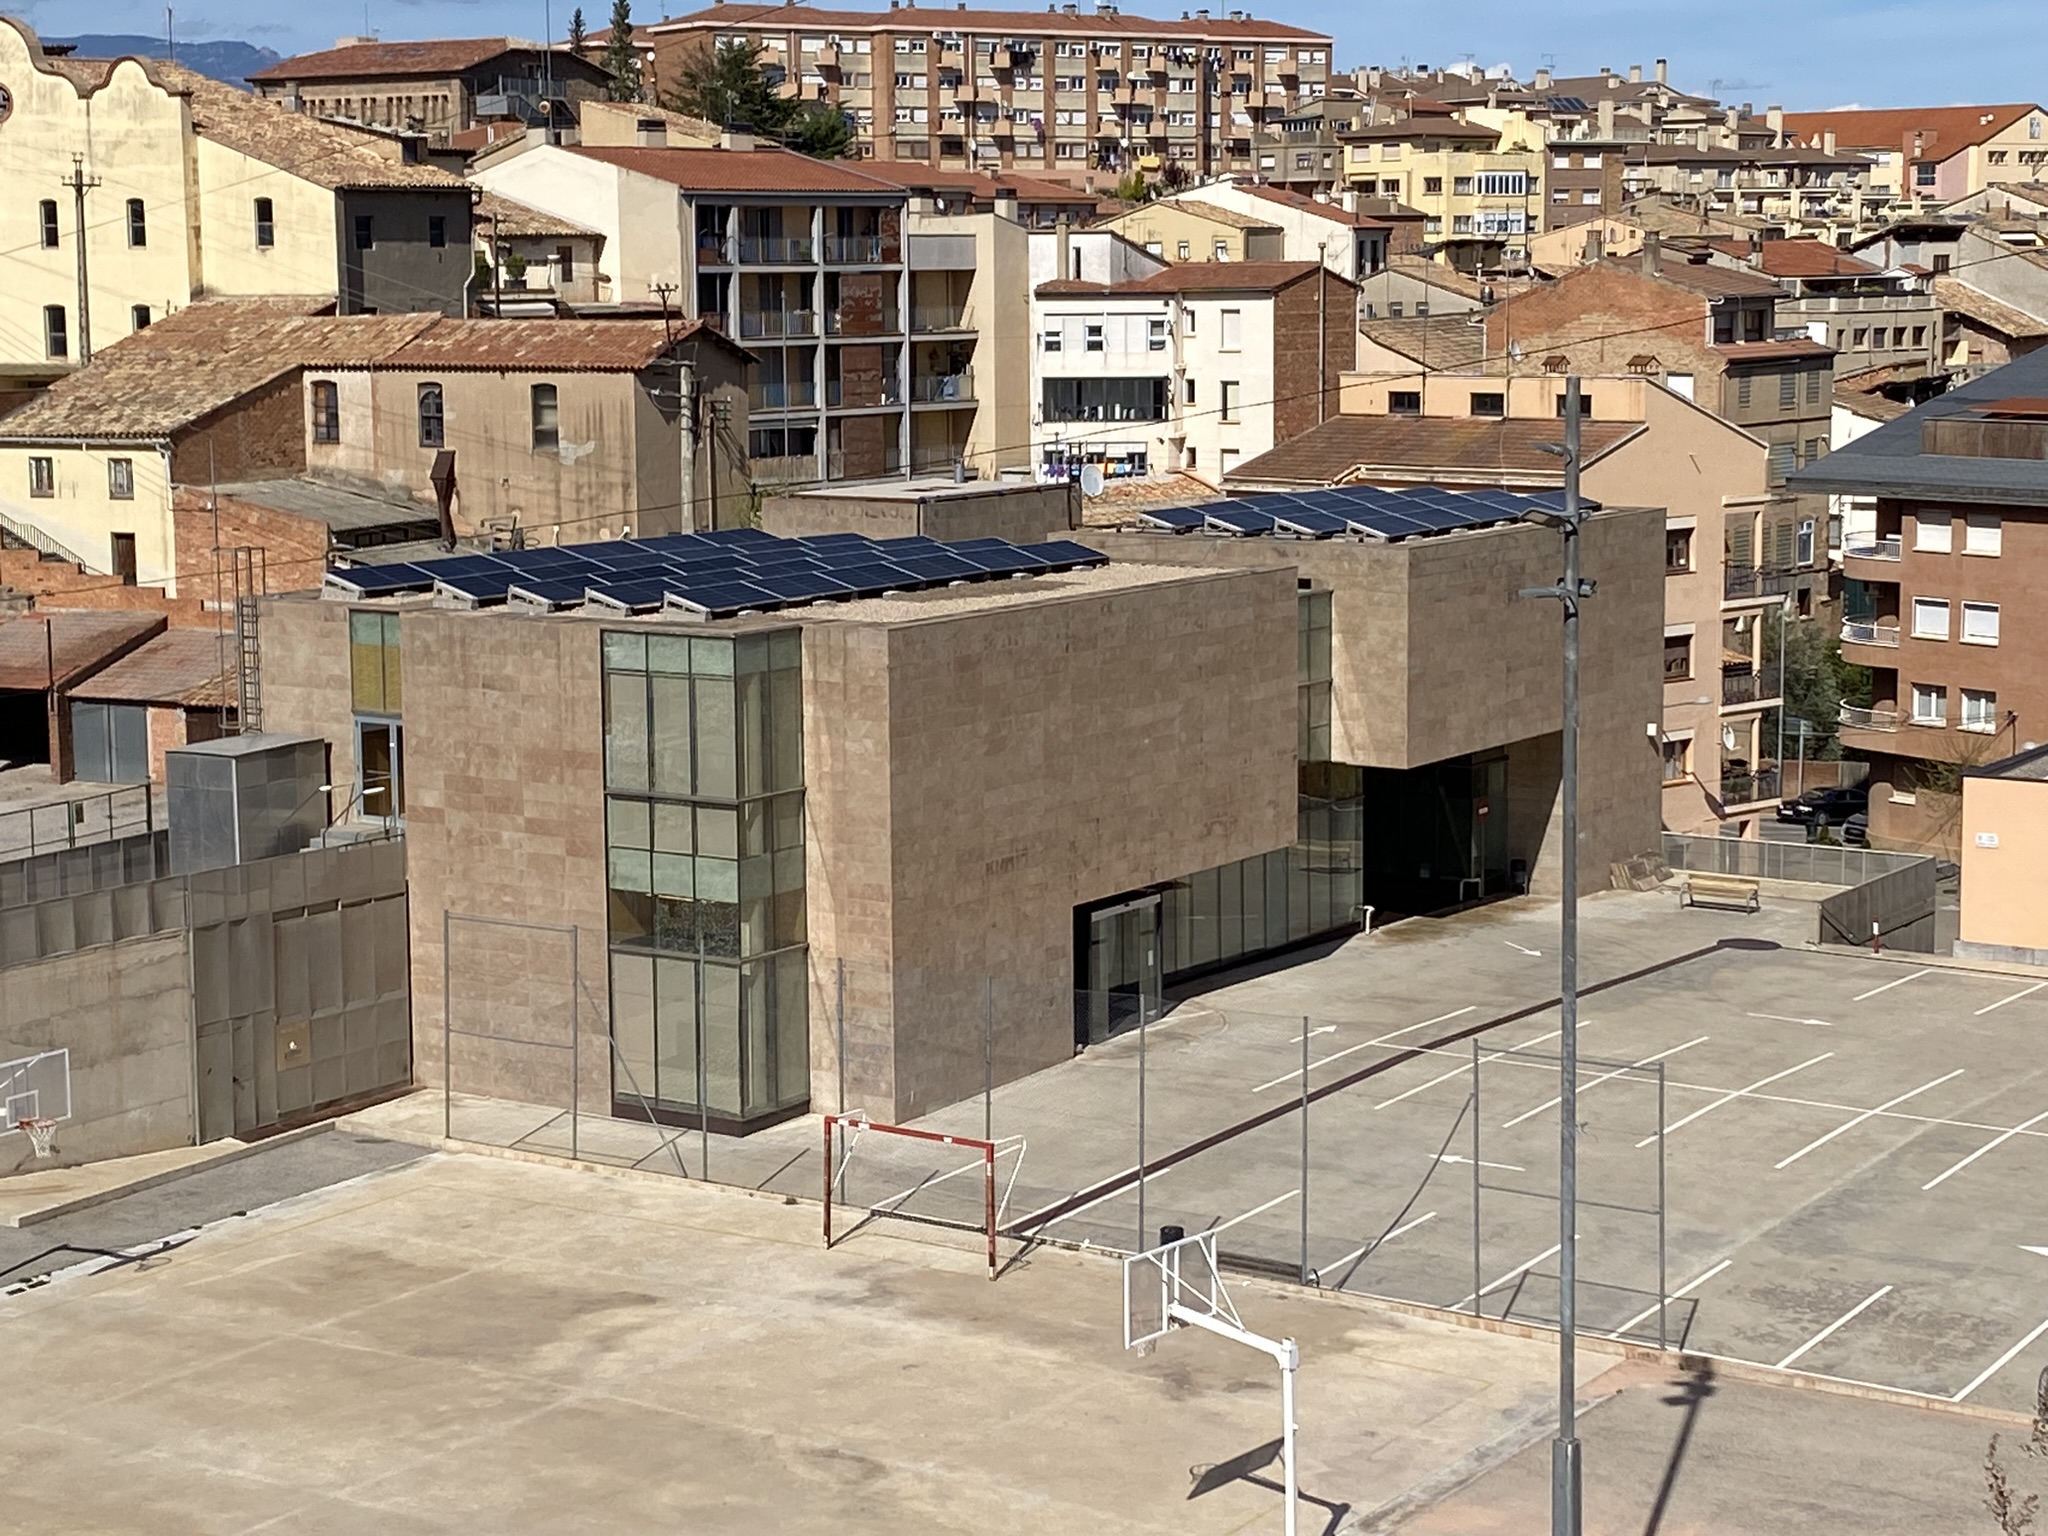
[822, 1112, 1024, 1281]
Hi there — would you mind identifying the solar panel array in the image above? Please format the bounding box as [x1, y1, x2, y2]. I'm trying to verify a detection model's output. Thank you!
[1135, 485, 1591, 542]
[323, 528, 1110, 620]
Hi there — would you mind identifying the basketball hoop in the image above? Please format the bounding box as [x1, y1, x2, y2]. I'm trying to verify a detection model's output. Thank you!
[20, 1117, 57, 1159]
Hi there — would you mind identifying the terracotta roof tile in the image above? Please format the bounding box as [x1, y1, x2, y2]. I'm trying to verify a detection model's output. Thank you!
[1708, 338, 1838, 362]
[1931, 277, 2048, 339]
[70, 630, 237, 708]
[0, 612, 165, 692]
[475, 188, 601, 239]
[1357, 316, 1489, 370]
[1751, 239, 1882, 279]
[1226, 414, 1642, 487]
[1036, 259, 1334, 296]
[1232, 183, 1392, 228]
[250, 37, 571, 82]
[569, 144, 907, 195]
[1779, 104, 2044, 160]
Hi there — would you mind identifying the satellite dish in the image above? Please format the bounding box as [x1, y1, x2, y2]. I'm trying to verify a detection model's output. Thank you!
[1079, 464, 1106, 497]
[1722, 725, 1737, 751]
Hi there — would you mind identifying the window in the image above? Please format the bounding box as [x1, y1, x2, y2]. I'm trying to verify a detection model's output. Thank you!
[1146, 317, 1167, 352]
[1852, 327, 1868, 349]
[1806, 369, 1822, 404]
[1910, 683, 1946, 724]
[108, 458, 134, 500]
[1911, 325, 1927, 348]
[1219, 308, 1242, 350]
[1779, 372, 1797, 407]
[1796, 518, 1815, 566]
[311, 380, 340, 443]
[1387, 301, 1404, 318]
[350, 610, 404, 716]
[1185, 446, 1197, 469]
[1557, 392, 1592, 418]
[353, 215, 374, 250]
[39, 199, 58, 249]
[131, 305, 150, 331]
[1911, 597, 1950, 639]
[1041, 327, 1060, 353]
[1964, 511, 2002, 555]
[1661, 736, 1691, 782]
[531, 383, 559, 451]
[1212, 239, 1228, 261]
[1666, 528, 1693, 572]
[1220, 447, 1239, 475]
[43, 305, 66, 359]
[1219, 380, 1240, 421]
[428, 215, 447, 249]
[1663, 632, 1693, 679]
[1767, 441, 1794, 483]
[1961, 601, 2000, 645]
[1915, 510, 1952, 552]
[557, 244, 575, 284]
[125, 198, 146, 247]
[1962, 688, 1999, 733]
[1423, 175, 1443, 194]
[28, 457, 53, 497]
[1084, 322, 1104, 352]
[416, 383, 445, 448]
[1737, 375, 1753, 407]
[1932, 252, 1952, 273]
[1184, 377, 1196, 405]
[1470, 392, 1505, 417]
[1915, 162, 1937, 188]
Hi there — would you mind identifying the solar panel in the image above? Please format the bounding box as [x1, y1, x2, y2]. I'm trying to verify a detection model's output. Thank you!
[695, 526, 781, 547]
[661, 579, 781, 617]
[748, 568, 857, 603]
[586, 579, 675, 613]
[1017, 541, 1109, 571]
[953, 545, 1044, 576]
[414, 554, 511, 579]
[826, 560, 921, 596]
[507, 578, 595, 610]
[1270, 510, 1349, 538]
[433, 571, 514, 605]
[325, 564, 435, 597]
[1205, 506, 1277, 535]
[1137, 508, 1204, 532]
[887, 551, 984, 582]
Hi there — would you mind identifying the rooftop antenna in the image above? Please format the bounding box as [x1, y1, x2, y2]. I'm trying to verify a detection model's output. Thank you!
[166, 6, 175, 65]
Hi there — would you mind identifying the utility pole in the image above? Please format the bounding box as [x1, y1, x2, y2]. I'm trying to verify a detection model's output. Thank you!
[1316, 240, 1329, 424]
[66, 155, 101, 365]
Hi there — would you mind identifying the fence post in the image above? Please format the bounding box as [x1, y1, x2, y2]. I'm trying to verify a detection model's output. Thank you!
[1136, 992, 1148, 1255]
[1471, 1036, 1482, 1318]
[442, 909, 453, 1141]
[984, 976, 994, 1145]
[836, 957, 848, 1114]
[1299, 1015, 1311, 1285]
[1657, 1062, 1668, 1350]
[569, 924, 581, 1162]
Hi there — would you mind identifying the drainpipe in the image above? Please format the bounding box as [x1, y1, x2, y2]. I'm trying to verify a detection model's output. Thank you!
[678, 353, 698, 531]
[1317, 241, 1329, 423]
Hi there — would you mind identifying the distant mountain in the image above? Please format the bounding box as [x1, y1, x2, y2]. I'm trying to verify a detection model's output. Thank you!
[44, 34, 282, 86]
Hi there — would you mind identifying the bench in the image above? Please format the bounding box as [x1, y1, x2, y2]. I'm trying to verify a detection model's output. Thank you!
[1679, 873, 1762, 913]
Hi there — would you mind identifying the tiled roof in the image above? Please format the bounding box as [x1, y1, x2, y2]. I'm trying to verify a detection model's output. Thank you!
[1779, 104, 2044, 160]
[70, 630, 237, 708]
[1709, 339, 1837, 362]
[568, 144, 905, 195]
[1339, 117, 1501, 143]
[249, 37, 567, 82]
[854, 163, 1101, 204]
[1833, 388, 1914, 422]
[1107, 199, 1279, 231]
[1233, 183, 1392, 229]
[646, 3, 1329, 42]
[1358, 316, 1490, 371]
[475, 189, 600, 239]
[1932, 277, 2048, 339]
[0, 612, 164, 692]
[368, 319, 722, 371]
[1037, 259, 1331, 296]
[1750, 239, 1883, 280]
[1224, 414, 1643, 487]
[1627, 255, 1785, 299]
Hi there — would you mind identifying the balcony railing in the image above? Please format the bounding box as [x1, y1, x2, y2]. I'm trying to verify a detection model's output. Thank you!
[823, 235, 887, 264]
[825, 378, 904, 407]
[1723, 565, 1799, 601]
[1840, 619, 1900, 648]
[1843, 534, 1902, 561]
[1721, 669, 1779, 708]
[747, 380, 818, 410]
[1719, 767, 1782, 807]
[911, 371, 975, 403]
[824, 307, 903, 336]
[737, 236, 817, 264]
[738, 309, 818, 339]
[1840, 703, 1901, 732]
[911, 304, 975, 333]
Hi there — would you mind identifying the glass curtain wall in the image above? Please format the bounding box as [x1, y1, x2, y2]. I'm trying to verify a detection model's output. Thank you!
[602, 629, 809, 1130]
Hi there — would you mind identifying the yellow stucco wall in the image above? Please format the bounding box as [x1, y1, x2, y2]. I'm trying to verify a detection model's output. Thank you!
[0, 441, 175, 586]
[1960, 772, 2048, 952]
[193, 137, 340, 299]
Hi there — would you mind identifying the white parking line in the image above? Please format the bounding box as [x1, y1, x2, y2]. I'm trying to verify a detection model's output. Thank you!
[1635, 1054, 1834, 1149]
[1922, 1110, 2048, 1191]
[1604, 1259, 1733, 1341]
[1772, 1070, 1965, 1171]
[1775, 1286, 1893, 1370]
[1317, 1210, 1438, 1277]
[1852, 967, 1933, 1002]
[1748, 1012, 1835, 1028]
[1251, 1006, 1476, 1094]
[1501, 1036, 1709, 1130]
[1373, 1025, 1569, 1110]
[1953, 1316, 2048, 1402]
[1447, 1241, 1564, 1312]
[1659, 1080, 2048, 1144]
[1976, 982, 2048, 1016]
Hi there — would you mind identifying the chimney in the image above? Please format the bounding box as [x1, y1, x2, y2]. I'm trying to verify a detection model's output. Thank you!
[1606, 73, 1620, 91]
[994, 188, 1020, 222]
[1640, 229, 1661, 275]
[1585, 227, 1603, 262]
[1341, 187, 1358, 213]
[1628, 63, 1642, 83]
[721, 128, 755, 151]
[1599, 66, 1610, 77]
[1055, 213, 1071, 283]
[1598, 98, 1614, 139]
[1654, 58, 1667, 84]
[1533, 66, 1551, 90]
[1765, 103, 1784, 137]
[1824, 130, 1837, 157]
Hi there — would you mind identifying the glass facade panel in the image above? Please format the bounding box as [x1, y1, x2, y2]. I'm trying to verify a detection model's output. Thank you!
[655, 956, 699, 1107]
[612, 952, 657, 1105]
[694, 678, 738, 798]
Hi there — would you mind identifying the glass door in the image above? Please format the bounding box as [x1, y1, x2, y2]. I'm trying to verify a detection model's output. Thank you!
[1078, 893, 1162, 1047]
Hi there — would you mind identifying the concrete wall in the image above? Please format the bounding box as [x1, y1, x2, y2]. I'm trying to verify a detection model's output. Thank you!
[338, 189, 474, 318]
[759, 483, 1070, 542]
[1959, 773, 2048, 954]
[256, 595, 359, 825]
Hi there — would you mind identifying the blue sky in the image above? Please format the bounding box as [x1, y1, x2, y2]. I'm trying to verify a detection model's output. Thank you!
[28, 0, 2043, 110]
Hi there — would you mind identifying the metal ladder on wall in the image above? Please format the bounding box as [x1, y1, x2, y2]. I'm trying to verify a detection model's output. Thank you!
[225, 546, 266, 733]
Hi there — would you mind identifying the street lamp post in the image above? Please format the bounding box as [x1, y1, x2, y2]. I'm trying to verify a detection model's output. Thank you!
[1525, 375, 1590, 1536]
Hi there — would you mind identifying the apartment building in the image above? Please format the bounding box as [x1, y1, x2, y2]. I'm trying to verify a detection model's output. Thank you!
[1778, 105, 2048, 209]
[1159, 181, 1398, 281]
[639, 1, 1332, 181]
[1224, 371, 1781, 831]
[473, 191, 610, 311]
[1615, 142, 1882, 242]
[1852, 219, 2048, 382]
[1092, 200, 1284, 263]
[1484, 241, 1835, 613]
[0, 20, 471, 387]
[1337, 106, 1545, 272]
[1251, 92, 1367, 195]
[1790, 351, 2048, 857]
[1032, 261, 1356, 482]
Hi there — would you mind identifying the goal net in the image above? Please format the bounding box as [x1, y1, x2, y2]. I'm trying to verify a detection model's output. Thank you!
[822, 1112, 1026, 1281]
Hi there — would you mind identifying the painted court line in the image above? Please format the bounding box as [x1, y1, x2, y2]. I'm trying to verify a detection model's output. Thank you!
[1748, 1012, 1834, 1028]
[1319, 1210, 1438, 1276]
[1253, 1008, 1476, 1094]
[1976, 982, 2048, 1016]
[1375, 1025, 1570, 1112]
[1658, 1080, 2048, 1145]
[1448, 1241, 1564, 1312]
[1953, 1316, 2048, 1403]
[1772, 1070, 1965, 1170]
[1605, 1259, 1732, 1341]
[1922, 1110, 2048, 1190]
[1776, 1286, 1894, 1370]
[1501, 1036, 1709, 1130]
[1852, 967, 1933, 1002]
[1635, 1054, 1834, 1149]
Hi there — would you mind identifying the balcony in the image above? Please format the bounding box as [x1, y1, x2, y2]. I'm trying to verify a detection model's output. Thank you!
[736, 236, 817, 264]
[1721, 669, 1779, 709]
[822, 235, 887, 265]
[823, 306, 902, 337]
[1719, 766, 1782, 808]
[748, 380, 819, 411]
[737, 309, 817, 339]
[825, 378, 904, 408]
[1840, 618, 1900, 648]
[910, 370, 975, 404]
[1722, 565, 1800, 602]
[1840, 703, 1901, 732]
[911, 304, 974, 334]
[1843, 534, 1901, 561]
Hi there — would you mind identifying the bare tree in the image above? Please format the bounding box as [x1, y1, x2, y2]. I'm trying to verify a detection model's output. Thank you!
[1986, 1369, 2048, 1533]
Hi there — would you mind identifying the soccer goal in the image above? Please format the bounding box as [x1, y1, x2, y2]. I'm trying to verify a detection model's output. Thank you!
[822, 1112, 1026, 1281]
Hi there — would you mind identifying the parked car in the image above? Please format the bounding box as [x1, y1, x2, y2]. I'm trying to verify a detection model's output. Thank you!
[1841, 812, 1869, 847]
[1776, 785, 1870, 827]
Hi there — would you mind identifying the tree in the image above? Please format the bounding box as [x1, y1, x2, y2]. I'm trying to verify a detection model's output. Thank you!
[1761, 612, 1870, 764]
[600, 0, 641, 102]
[783, 101, 855, 160]
[1114, 168, 1150, 204]
[567, 7, 587, 52]
[1159, 159, 1191, 193]
[662, 36, 854, 159]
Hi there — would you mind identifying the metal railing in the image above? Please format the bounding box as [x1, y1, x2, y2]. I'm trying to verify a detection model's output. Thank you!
[0, 785, 157, 865]
[911, 304, 975, 333]
[822, 235, 887, 264]
[1722, 565, 1799, 601]
[1843, 534, 1902, 561]
[911, 371, 975, 403]
[738, 308, 818, 339]
[1840, 619, 1900, 648]
[1721, 670, 1779, 708]
[824, 307, 903, 336]
[1718, 767, 1782, 807]
[1839, 703, 1901, 731]
[825, 379, 904, 407]
[747, 380, 819, 411]
[736, 236, 817, 264]
[0, 507, 91, 568]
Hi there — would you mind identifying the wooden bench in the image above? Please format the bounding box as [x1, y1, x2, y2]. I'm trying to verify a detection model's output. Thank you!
[1679, 873, 1762, 913]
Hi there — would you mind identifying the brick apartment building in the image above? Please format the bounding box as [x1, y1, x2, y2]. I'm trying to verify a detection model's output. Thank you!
[637, 1, 1333, 181]
[1791, 350, 2048, 857]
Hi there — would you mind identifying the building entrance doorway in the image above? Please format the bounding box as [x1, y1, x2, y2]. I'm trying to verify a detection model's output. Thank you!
[1075, 892, 1161, 1048]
